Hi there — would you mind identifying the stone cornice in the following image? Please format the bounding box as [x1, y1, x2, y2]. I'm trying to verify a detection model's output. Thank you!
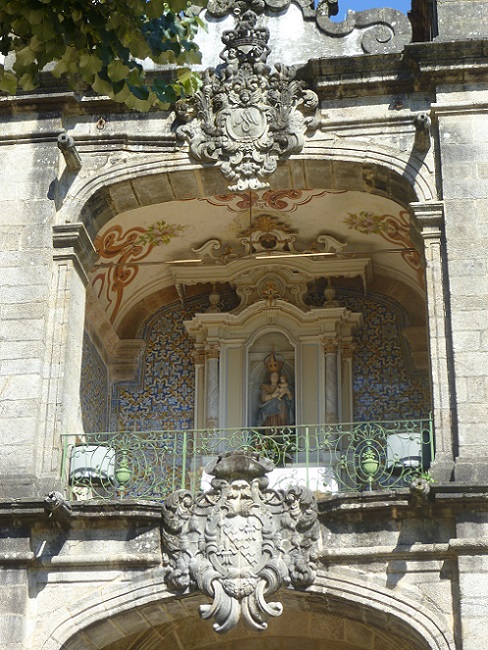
[306, 39, 488, 99]
[1, 39, 488, 116]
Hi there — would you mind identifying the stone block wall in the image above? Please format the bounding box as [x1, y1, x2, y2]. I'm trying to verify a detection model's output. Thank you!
[0, 115, 60, 496]
[435, 93, 488, 480]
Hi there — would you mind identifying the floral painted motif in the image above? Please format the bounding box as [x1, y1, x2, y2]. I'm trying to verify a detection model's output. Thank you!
[91, 220, 184, 323]
[238, 214, 293, 239]
[344, 210, 423, 282]
[137, 220, 185, 247]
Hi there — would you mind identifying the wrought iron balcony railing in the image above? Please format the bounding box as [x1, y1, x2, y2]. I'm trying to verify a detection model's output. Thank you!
[61, 418, 434, 501]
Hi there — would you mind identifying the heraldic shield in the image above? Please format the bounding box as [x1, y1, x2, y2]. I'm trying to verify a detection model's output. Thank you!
[162, 452, 319, 633]
[176, 7, 318, 191]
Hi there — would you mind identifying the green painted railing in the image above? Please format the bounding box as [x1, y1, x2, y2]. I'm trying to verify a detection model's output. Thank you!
[61, 418, 434, 501]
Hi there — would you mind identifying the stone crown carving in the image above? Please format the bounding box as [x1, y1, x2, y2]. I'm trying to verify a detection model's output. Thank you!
[176, 7, 318, 190]
[202, 1, 412, 57]
[162, 451, 319, 632]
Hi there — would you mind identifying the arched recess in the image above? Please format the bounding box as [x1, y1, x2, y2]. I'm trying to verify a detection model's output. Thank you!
[38, 569, 454, 650]
[57, 140, 437, 235]
[58, 141, 453, 496]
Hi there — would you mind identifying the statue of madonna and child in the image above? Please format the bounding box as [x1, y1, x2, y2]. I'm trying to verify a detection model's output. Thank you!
[256, 352, 295, 429]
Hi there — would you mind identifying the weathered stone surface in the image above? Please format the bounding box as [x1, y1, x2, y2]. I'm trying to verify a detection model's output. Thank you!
[162, 452, 318, 633]
[1, 2, 488, 649]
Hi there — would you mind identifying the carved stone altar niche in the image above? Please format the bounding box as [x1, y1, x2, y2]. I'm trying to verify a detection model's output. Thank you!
[162, 451, 319, 633]
[179, 232, 364, 428]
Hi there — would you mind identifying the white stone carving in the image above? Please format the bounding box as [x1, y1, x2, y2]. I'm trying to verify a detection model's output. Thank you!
[162, 452, 319, 633]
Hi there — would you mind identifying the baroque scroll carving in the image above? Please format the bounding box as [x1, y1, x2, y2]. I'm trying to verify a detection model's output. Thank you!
[203, 2, 412, 57]
[162, 451, 319, 633]
[176, 8, 318, 190]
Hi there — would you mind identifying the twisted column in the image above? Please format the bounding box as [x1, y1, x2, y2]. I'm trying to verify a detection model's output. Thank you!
[205, 344, 220, 428]
[323, 338, 339, 423]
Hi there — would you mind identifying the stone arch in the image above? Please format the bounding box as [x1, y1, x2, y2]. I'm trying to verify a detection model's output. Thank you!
[56, 139, 437, 238]
[38, 568, 454, 650]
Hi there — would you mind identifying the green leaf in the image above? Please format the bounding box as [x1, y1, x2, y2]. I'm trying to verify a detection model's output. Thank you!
[18, 71, 37, 90]
[152, 78, 177, 103]
[0, 0, 205, 111]
[78, 53, 103, 77]
[127, 83, 150, 100]
[92, 74, 115, 97]
[146, 0, 166, 19]
[0, 69, 17, 94]
[15, 45, 37, 68]
[107, 59, 131, 83]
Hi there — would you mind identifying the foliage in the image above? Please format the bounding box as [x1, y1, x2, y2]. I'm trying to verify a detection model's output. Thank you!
[418, 470, 436, 484]
[137, 219, 186, 246]
[0, 0, 205, 111]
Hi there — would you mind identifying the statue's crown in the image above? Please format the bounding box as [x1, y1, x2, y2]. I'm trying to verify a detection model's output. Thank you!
[264, 352, 284, 373]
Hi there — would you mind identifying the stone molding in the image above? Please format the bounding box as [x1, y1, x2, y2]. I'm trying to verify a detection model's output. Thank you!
[52, 223, 97, 285]
[410, 201, 454, 481]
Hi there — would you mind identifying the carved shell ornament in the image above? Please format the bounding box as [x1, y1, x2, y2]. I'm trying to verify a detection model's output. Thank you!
[176, 7, 319, 191]
[162, 452, 319, 633]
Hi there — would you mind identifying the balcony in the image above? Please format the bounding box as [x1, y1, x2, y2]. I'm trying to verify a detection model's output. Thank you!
[61, 418, 434, 501]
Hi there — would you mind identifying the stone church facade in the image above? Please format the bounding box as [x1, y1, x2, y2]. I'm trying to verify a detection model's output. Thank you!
[1, 0, 488, 648]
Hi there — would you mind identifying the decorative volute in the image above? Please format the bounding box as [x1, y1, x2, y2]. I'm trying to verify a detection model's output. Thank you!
[170, 229, 372, 310]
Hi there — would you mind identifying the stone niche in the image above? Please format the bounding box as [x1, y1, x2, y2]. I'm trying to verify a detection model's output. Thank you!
[179, 252, 366, 429]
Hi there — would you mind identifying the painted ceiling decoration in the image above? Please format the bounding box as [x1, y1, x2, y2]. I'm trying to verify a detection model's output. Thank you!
[344, 209, 423, 282]
[93, 221, 185, 323]
[89, 190, 423, 327]
[197, 189, 338, 213]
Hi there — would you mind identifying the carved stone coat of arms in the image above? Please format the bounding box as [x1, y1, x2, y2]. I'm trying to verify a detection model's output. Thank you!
[162, 452, 319, 632]
[176, 8, 318, 191]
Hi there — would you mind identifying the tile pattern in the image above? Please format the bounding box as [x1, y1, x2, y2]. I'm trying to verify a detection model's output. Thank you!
[89, 288, 429, 433]
[308, 288, 431, 421]
[80, 333, 109, 432]
[110, 290, 239, 432]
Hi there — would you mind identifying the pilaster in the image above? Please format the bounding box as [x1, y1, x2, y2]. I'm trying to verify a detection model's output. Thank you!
[35, 224, 97, 491]
[410, 201, 455, 481]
